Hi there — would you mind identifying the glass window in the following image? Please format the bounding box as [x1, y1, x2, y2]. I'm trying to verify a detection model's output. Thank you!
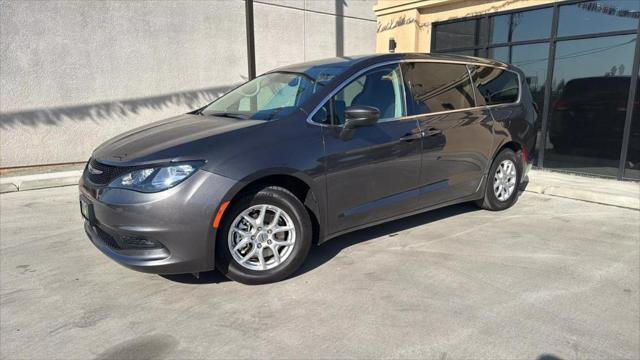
[402, 62, 475, 114]
[488, 14, 510, 44]
[434, 19, 477, 50]
[446, 49, 476, 56]
[511, 8, 553, 42]
[511, 43, 550, 112]
[203, 71, 333, 120]
[558, 1, 640, 37]
[474, 66, 520, 105]
[487, 46, 510, 63]
[327, 65, 405, 125]
[545, 34, 636, 178]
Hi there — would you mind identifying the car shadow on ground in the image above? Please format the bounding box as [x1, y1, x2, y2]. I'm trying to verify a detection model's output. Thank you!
[292, 202, 479, 279]
[164, 201, 479, 284]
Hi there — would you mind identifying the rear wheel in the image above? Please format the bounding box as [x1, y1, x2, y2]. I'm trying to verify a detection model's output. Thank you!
[476, 148, 520, 211]
[215, 186, 312, 285]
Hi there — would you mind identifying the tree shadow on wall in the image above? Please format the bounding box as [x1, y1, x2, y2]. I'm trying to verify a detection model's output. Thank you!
[0, 84, 234, 130]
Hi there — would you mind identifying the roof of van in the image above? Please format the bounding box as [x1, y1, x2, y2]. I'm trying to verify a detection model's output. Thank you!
[271, 53, 511, 74]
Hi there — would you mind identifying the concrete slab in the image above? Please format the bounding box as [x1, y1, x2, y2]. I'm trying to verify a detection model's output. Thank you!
[0, 170, 83, 192]
[526, 170, 640, 210]
[0, 186, 638, 359]
[0, 183, 18, 193]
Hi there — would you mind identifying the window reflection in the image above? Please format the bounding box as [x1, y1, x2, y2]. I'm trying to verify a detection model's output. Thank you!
[511, 43, 549, 113]
[434, 20, 477, 50]
[558, 0, 640, 37]
[487, 47, 509, 63]
[546, 34, 636, 178]
[402, 63, 475, 114]
[488, 15, 509, 44]
[473, 67, 520, 105]
[511, 8, 553, 42]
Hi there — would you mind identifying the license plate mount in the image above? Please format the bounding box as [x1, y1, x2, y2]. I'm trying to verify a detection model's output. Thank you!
[80, 197, 96, 223]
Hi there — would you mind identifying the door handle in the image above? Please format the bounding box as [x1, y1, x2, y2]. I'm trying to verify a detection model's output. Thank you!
[423, 128, 442, 137]
[399, 132, 423, 142]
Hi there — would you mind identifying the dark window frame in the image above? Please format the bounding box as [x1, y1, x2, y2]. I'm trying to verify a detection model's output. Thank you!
[431, 0, 640, 180]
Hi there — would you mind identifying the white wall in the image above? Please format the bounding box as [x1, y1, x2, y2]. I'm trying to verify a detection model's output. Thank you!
[0, 0, 376, 167]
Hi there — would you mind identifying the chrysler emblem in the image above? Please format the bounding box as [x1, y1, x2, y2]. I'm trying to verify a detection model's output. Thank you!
[87, 163, 103, 175]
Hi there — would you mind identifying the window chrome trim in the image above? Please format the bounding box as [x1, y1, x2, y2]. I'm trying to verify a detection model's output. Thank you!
[305, 58, 523, 127]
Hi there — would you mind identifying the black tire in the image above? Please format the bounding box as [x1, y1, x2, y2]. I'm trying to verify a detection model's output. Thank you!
[215, 186, 312, 285]
[476, 148, 520, 211]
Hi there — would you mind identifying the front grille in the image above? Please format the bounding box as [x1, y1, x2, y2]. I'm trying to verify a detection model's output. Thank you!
[86, 158, 135, 185]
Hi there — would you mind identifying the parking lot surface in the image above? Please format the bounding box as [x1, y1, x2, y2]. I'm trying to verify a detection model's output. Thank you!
[1, 186, 638, 359]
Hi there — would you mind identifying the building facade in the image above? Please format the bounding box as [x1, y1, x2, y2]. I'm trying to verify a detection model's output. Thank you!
[375, 0, 639, 180]
[0, 0, 377, 168]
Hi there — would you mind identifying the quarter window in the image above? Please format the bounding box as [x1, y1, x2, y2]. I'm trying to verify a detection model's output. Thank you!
[402, 62, 475, 115]
[474, 66, 520, 105]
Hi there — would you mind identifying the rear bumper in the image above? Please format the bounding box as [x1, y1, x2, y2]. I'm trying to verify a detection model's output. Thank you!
[79, 170, 236, 274]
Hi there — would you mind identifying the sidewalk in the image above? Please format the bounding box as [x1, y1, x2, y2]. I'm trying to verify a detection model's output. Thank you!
[1, 165, 638, 210]
[525, 170, 639, 210]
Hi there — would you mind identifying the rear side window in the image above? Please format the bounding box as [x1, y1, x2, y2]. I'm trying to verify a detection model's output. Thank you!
[402, 62, 475, 115]
[473, 66, 520, 105]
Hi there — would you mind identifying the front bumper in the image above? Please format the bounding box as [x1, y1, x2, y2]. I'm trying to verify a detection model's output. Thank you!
[79, 170, 236, 274]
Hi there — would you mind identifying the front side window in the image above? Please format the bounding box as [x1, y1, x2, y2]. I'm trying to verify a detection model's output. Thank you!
[474, 66, 520, 105]
[313, 65, 406, 125]
[402, 62, 475, 115]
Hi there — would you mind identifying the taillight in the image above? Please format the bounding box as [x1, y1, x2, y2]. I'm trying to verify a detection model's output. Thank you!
[521, 146, 528, 166]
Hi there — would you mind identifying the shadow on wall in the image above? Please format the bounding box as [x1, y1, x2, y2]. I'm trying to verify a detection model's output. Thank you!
[0, 85, 233, 130]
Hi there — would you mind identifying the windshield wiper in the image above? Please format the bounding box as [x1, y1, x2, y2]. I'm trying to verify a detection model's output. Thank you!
[208, 112, 250, 120]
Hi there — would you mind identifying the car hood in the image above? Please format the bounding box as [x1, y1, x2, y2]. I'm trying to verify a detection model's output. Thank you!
[92, 114, 265, 166]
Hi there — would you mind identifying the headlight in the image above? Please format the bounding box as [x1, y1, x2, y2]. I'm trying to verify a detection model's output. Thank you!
[108, 162, 203, 192]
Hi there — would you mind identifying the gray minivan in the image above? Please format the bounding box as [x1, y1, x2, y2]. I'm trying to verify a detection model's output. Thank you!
[80, 53, 537, 284]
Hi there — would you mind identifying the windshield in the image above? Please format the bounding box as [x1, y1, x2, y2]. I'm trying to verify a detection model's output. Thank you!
[200, 72, 327, 120]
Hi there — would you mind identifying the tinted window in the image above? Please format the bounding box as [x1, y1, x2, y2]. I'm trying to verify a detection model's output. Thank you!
[474, 66, 520, 105]
[446, 49, 476, 56]
[487, 46, 509, 63]
[558, 1, 640, 37]
[511, 43, 549, 113]
[511, 8, 553, 42]
[318, 65, 405, 125]
[402, 62, 475, 114]
[488, 14, 510, 44]
[546, 34, 636, 178]
[434, 19, 477, 50]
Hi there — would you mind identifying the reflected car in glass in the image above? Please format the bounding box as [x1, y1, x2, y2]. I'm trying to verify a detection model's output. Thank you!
[79, 53, 538, 284]
[549, 76, 639, 164]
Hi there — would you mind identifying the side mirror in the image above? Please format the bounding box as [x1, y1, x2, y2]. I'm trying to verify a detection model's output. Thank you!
[344, 105, 380, 129]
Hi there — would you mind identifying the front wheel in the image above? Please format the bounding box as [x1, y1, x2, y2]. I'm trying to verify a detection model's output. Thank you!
[215, 186, 312, 285]
[476, 148, 520, 211]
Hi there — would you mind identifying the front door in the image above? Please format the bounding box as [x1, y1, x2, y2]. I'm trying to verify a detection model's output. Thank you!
[317, 64, 422, 234]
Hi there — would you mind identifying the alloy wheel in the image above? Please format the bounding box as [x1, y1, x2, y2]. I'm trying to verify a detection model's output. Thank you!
[228, 204, 296, 271]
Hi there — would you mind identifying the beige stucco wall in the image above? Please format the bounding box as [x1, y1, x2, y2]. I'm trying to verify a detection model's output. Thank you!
[375, 0, 558, 54]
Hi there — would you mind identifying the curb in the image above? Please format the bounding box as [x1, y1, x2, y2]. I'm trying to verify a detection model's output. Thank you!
[524, 171, 639, 210]
[0, 170, 83, 193]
